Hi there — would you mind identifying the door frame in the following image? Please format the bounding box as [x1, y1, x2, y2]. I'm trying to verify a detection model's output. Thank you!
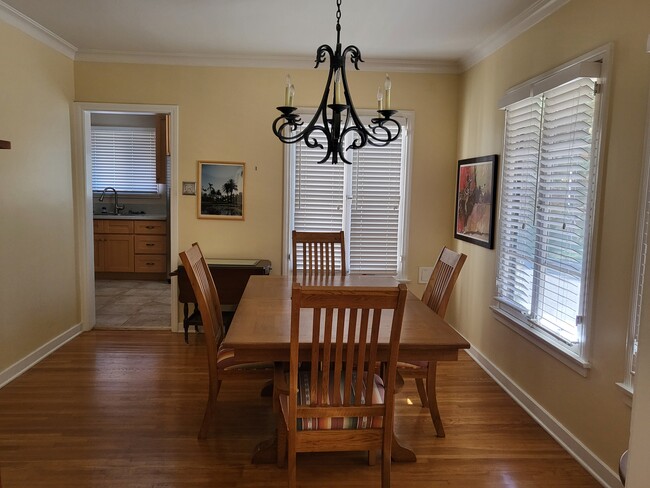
[72, 102, 180, 332]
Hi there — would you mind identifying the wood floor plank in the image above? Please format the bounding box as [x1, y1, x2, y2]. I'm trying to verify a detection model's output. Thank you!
[0, 331, 600, 487]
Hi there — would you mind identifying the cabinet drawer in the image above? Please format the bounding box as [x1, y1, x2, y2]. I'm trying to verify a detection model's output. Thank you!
[135, 235, 166, 254]
[94, 219, 134, 234]
[134, 254, 166, 273]
[134, 220, 166, 235]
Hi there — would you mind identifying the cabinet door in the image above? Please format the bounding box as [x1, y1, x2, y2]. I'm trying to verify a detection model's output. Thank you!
[104, 235, 134, 272]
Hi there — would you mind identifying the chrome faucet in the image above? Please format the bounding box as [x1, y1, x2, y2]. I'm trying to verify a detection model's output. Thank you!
[99, 187, 124, 215]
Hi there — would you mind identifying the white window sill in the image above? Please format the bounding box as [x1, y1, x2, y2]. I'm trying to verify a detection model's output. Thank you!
[490, 305, 591, 377]
[615, 382, 633, 407]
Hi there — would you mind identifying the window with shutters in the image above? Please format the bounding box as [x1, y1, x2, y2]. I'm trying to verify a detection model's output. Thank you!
[493, 51, 608, 368]
[283, 111, 412, 276]
[622, 97, 650, 394]
[91, 126, 158, 194]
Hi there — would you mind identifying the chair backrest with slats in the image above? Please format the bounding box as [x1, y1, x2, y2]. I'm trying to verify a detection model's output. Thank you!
[292, 230, 347, 279]
[289, 283, 407, 429]
[421, 247, 467, 318]
[179, 243, 225, 378]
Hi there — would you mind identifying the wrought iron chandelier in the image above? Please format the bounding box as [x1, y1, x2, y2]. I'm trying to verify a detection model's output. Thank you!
[272, 0, 401, 165]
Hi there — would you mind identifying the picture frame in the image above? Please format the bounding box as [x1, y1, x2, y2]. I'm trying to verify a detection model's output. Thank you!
[182, 181, 196, 196]
[198, 161, 245, 220]
[454, 155, 498, 249]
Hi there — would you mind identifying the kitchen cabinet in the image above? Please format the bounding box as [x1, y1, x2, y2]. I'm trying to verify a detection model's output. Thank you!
[93, 220, 134, 272]
[134, 220, 167, 273]
[94, 219, 167, 277]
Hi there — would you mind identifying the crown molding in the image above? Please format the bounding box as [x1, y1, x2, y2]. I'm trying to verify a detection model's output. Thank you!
[74, 49, 459, 74]
[460, 0, 571, 71]
[0, 0, 77, 59]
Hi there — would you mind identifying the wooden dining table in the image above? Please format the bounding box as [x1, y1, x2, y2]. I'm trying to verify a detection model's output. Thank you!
[221, 274, 470, 464]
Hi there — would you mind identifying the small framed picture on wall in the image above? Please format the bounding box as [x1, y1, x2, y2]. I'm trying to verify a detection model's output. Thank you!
[197, 161, 245, 220]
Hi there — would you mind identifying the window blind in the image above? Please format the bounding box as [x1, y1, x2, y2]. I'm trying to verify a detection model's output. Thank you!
[290, 116, 407, 275]
[497, 77, 598, 346]
[91, 126, 158, 194]
[349, 129, 404, 273]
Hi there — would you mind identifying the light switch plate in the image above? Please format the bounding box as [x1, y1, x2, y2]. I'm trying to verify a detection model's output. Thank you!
[418, 266, 434, 284]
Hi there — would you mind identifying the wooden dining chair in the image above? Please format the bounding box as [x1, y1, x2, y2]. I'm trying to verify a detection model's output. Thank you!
[397, 246, 467, 437]
[277, 282, 408, 488]
[292, 230, 347, 278]
[179, 243, 274, 439]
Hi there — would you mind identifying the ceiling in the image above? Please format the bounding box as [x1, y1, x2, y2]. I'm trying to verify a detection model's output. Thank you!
[1, 0, 566, 72]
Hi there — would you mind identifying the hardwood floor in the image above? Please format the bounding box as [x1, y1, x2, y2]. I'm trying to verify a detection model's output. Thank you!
[0, 331, 600, 487]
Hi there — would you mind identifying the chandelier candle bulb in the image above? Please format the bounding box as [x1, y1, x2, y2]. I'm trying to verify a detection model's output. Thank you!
[384, 74, 392, 110]
[377, 86, 384, 111]
[285, 75, 293, 106]
[334, 69, 342, 104]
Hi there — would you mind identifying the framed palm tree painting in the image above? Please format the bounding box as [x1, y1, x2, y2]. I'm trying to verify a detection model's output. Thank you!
[198, 161, 245, 220]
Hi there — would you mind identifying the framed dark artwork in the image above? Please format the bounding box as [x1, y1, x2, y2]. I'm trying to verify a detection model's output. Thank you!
[454, 155, 498, 249]
[198, 161, 245, 220]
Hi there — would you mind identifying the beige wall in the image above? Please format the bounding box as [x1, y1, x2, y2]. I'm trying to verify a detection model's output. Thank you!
[73, 62, 460, 292]
[453, 0, 650, 471]
[0, 21, 77, 372]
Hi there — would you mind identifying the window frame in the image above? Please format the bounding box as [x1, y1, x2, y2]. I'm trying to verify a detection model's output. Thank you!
[491, 46, 612, 375]
[619, 84, 650, 398]
[282, 108, 414, 279]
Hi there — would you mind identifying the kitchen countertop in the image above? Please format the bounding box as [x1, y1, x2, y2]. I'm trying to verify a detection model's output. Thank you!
[93, 214, 167, 221]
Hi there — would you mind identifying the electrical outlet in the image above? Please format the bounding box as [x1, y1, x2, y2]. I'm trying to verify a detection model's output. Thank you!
[418, 266, 434, 284]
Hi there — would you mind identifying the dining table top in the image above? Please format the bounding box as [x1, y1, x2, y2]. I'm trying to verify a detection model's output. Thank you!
[222, 274, 470, 363]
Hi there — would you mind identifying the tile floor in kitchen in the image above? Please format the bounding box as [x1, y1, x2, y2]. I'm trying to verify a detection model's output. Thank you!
[95, 279, 171, 329]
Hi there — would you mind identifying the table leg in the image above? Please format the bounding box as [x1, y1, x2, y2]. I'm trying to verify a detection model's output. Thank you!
[183, 303, 190, 343]
[252, 435, 279, 464]
[391, 434, 417, 462]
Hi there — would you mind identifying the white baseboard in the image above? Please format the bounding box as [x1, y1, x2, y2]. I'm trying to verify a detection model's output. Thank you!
[0, 323, 83, 389]
[466, 347, 622, 488]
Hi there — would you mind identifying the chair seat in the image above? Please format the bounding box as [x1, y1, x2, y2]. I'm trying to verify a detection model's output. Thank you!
[216, 345, 274, 371]
[281, 370, 385, 431]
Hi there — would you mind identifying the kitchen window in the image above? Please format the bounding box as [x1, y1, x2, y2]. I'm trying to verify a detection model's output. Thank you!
[91, 126, 158, 194]
[283, 111, 412, 277]
[493, 49, 609, 371]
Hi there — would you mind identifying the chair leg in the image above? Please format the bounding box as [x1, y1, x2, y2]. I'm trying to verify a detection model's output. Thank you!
[367, 449, 377, 466]
[425, 362, 445, 437]
[288, 433, 297, 488]
[382, 439, 391, 488]
[414, 378, 428, 407]
[277, 408, 288, 467]
[198, 379, 221, 439]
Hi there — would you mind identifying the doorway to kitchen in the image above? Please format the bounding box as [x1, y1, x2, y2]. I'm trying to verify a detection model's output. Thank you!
[74, 103, 179, 333]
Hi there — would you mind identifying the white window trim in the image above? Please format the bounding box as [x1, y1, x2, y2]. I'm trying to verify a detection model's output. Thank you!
[281, 108, 414, 279]
[619, 74, 650, 400]
[492, 44, 612, 375]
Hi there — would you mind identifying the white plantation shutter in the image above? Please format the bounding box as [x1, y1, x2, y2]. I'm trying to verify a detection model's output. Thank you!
[497, 73, 601, 352]
[289, 114, 409, 275]
[349, 129, 404, 273]
[91, 126, 157, 193]
[292, 131, 346, 270]
[497, 97, 542, 314]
